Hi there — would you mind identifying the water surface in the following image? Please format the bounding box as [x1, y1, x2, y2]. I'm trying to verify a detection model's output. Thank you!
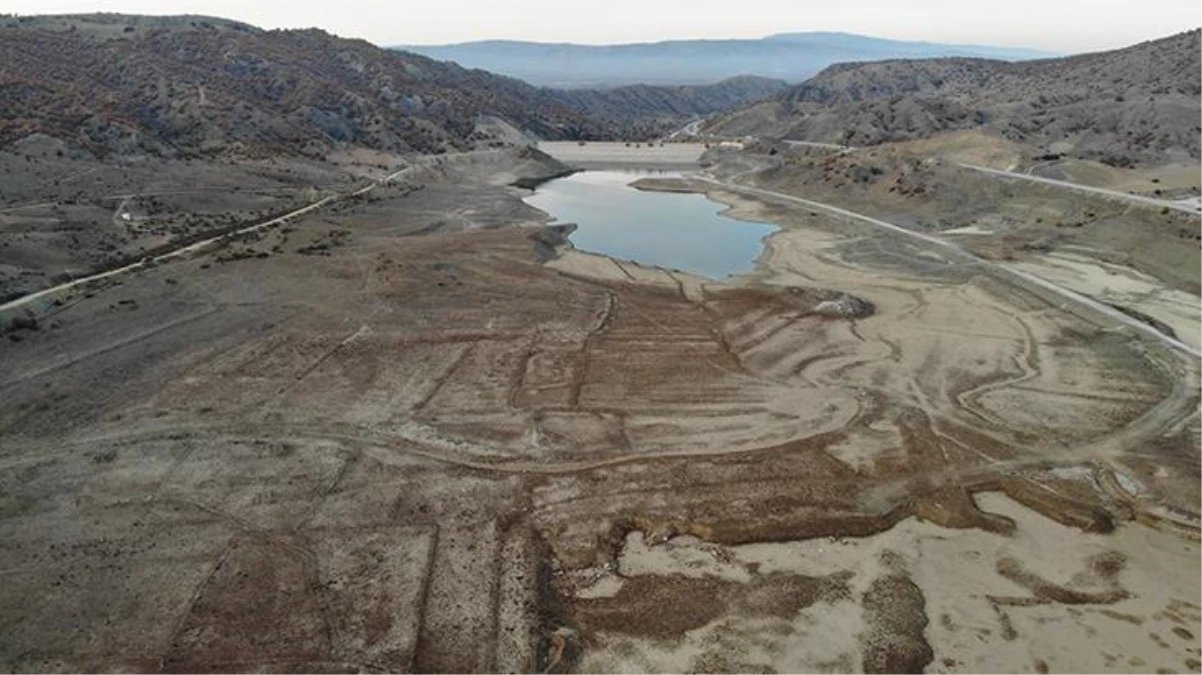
[525, 171, 777, 279]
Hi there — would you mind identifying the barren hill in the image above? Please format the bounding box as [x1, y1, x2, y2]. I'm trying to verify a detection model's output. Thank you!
[0, 14, 614, 158]
[705, 30, 1202, 166]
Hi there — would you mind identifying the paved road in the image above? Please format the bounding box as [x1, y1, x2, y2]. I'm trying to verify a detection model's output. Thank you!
[782, 139, 851, 152]
[696, 175, 1202, 359]
[728, 131, 1198, 215]
[537, 141, 706, 166]
[703, 166, 1202, 479]
[667, 118, 704, 140]
[958, 162, 1202, 215]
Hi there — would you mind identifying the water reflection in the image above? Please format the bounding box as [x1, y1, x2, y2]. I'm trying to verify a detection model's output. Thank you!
[525, 171, 777, 279]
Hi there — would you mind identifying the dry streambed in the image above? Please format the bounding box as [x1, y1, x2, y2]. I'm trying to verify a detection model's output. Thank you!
[0, 151, 1198, 673]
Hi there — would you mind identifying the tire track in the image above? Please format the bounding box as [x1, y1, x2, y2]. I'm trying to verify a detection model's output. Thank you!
[411, 343, 475, 413]
[0, 307, 218, 389]
[569, 290, 617, 409]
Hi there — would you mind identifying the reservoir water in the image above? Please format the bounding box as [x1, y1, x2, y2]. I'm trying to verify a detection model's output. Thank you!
[525, 171, 777, 279]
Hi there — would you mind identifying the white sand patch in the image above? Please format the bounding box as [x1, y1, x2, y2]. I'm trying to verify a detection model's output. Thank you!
[1011, 251, 1201, 351]
[579, 492, 1200, 674]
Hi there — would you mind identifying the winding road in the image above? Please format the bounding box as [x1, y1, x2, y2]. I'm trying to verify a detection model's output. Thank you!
[697, 131, 1200, 216]
[958, 162, 1202, 215]
[695, 174, 1202, 359]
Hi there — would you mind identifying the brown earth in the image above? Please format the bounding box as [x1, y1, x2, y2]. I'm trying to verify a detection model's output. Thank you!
[0, 14, 611, 160]
[0, 145, 1199, 673]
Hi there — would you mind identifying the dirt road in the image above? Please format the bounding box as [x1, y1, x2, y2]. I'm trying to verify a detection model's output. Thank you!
[695, 175, 1202, 359]
[0, 163, 420, 320]
[1, 146, 1198, 674]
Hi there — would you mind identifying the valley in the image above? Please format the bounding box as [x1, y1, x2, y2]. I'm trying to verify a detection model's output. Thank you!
[0, 12, 1199, 675]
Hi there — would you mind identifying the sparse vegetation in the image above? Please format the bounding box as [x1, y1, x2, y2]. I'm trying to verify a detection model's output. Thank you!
[710, 30, 1201, 167]
[0, 15, 615, 159]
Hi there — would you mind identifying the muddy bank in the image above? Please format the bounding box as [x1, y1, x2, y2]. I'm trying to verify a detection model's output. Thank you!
[1, 142, 1198, 673]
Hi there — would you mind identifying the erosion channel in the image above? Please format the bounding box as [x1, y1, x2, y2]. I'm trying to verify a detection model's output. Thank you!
[1, 145, 1198, 674]
[521, 158, 1202, 674]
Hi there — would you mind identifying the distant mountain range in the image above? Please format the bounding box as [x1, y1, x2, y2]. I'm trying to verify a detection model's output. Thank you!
[705, 30, 1202, 167]
[396, 32, 1057, 88]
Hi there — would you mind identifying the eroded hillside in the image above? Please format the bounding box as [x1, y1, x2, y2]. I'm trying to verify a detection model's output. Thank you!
[0, 14, 610, 158]
[706, 30, 1202, 167]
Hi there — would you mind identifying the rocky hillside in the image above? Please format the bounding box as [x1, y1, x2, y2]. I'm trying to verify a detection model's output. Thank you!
[706, 30, 1201, 166]
[0, 14, 614, 158]
[547, 76, 788, 138]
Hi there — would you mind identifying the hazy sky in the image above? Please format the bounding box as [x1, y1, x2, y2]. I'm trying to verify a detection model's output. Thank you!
[4, 0, 1199, 52]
